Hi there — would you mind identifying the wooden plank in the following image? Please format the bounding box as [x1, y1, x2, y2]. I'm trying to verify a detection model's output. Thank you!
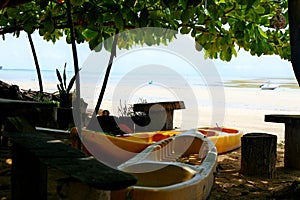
[0, 98, 55, 116]
[132, 101, 185, 131]
[7, 131, 137, 197]
[35, 126, 70, 139]
[41, 157, 137, 190]
[133, 101, 185, 112]
[265, 114, 300, 125]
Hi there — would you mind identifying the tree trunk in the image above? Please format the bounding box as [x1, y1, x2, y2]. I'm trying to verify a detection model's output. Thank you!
[288, 0, 300, 86]
[94, 31, 119, 115]
[66, 0, 81, 148]
[28, 33, 43, 99]
[86, 32, 119, 132]
[240, 133, 277, 179]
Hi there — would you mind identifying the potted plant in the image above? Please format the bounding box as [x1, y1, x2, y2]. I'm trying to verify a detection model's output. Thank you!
[56, 63, 76, 108]
[56, 63, 76, 129]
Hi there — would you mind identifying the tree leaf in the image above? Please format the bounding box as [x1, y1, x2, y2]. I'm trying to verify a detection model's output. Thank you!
[70, 0, 85, 6]
[23, 22, 34, 34]
[56, 69, 62, 83]
[181, 9, 190, 24]
[67, 75, 76, 93]
[180, 26, 190, 34]
[63, 63, 67, 89]
[0, 15, 8, 26]
[255, 5, 265, 14]
[114, 13, 124, 29]
[257, 27, 268, 39]
[38, 0, 50, 10]
[43, 17, 55, 33]
[82, 29, 98, 40]
[179, 0, 188, 9]
[139, 8, 148, 27]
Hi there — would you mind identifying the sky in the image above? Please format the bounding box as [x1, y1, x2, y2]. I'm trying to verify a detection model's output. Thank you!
[0, 31, 296, 80]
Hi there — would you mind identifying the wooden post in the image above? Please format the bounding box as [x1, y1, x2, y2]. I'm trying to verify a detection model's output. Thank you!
[240, 133, 277, 179]
[284, 123, 300, 169]
[265, 114, 300, 169]
[12, 143, 48, 200]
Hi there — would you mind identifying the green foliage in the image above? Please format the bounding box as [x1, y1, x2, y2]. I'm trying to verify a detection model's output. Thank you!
[0, 0, 290, 61]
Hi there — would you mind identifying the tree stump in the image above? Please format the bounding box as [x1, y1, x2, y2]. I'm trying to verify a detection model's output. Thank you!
[240, 133, 277, 179]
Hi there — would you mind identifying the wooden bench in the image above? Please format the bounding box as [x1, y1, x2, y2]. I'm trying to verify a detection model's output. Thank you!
[5, 131, 137, 200]
[0, 98, 57, 145]
[133, 101, 185, 131]
[265, 114, 300, 169]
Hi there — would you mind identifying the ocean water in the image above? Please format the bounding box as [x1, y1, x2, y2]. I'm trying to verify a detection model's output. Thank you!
[0, 68, 59, 83]
[1, 67, 299, 113]
[0, 67, 222, 92]
[1, 67, 298, 99]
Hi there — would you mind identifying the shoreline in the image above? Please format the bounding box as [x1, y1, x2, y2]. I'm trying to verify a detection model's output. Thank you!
[2, 79, 299, 141]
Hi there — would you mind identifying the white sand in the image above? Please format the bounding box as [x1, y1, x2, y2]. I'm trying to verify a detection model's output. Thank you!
[14, 80, 300, 141]
[195, 88, 300, 141]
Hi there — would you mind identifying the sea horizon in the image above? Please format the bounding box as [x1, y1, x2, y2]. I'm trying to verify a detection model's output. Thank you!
[1, 67, 298, 90]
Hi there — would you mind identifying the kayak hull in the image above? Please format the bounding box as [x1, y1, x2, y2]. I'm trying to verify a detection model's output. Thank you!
[111, 130, 218, 200]
[81, 127, 242, 166]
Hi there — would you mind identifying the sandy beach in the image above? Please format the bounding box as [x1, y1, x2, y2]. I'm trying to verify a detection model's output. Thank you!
[204, 87, 300, 141]
[7, 78, 300, 141]
[1, 78, 300, 199]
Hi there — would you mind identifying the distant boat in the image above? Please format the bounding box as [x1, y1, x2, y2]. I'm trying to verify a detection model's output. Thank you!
[260, 81, 279, 90]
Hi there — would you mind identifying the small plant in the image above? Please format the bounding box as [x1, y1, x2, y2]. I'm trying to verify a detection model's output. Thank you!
[136, 97, 147, 104]
[56, 63, 76, 107]
[118, 100, 134, 117]
[117, 98, 148, 117]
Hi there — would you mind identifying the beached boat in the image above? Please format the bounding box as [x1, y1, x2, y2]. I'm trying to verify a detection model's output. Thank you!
[81, 127, 242, 166]
[197, 127, 243, 154]
[260, 81, 279, 90]
[81, 129, 180, 167]
[111, 129, 218, 200]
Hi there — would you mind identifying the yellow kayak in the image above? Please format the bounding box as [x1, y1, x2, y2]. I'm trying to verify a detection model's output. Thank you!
[81, 129, 180, 167]
[197, 127, 243, 154]
[111, 130, 218, 200]
[81, 127, 242, 166]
